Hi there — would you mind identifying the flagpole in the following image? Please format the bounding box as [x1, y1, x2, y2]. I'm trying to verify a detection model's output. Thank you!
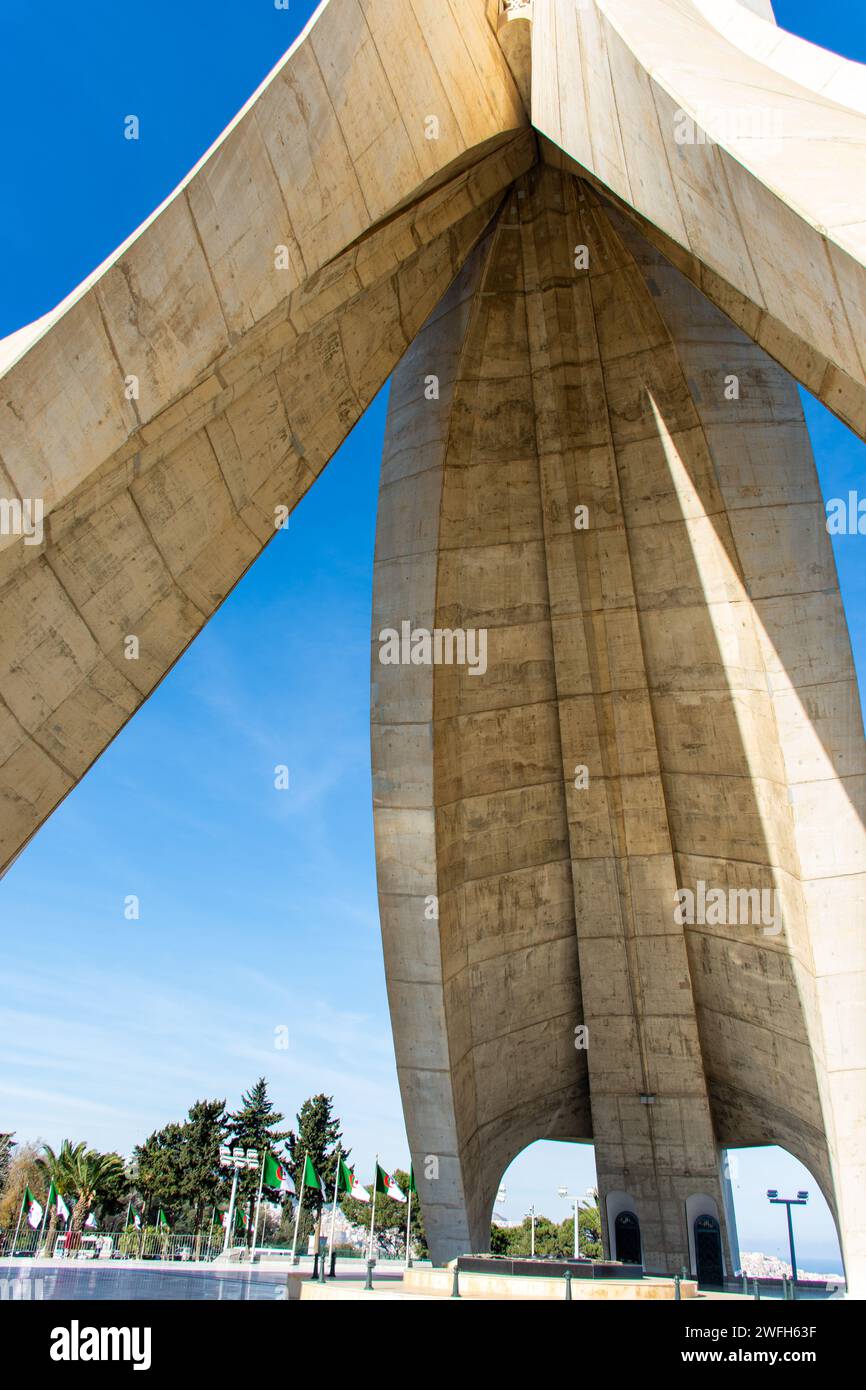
[252, 1151, 266, 1259]
[38, 1182, 52, 1255]
[10, 1189, 26, 1261]
[291, 1151, 306, 1264]
[328, 1145, 342, 1261]
[405, 1186, 412, 1267]
[367, 1156, 378, 1263]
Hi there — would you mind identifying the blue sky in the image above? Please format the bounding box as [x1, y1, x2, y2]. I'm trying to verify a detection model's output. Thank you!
[0, 0, 862, 1271]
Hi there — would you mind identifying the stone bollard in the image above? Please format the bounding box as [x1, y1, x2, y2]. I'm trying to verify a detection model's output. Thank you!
[674, 1274, 681, 1301]
[451, 1265, 461, 1299]
[309, 1252, 319, 1281]
[364, 1259, 375, 1291]
[318, 1249, 326, 1284]
[328, 1249, 337, 1280]
[564, 1269, 573, 1302]
[753, 1278, 761, 1300]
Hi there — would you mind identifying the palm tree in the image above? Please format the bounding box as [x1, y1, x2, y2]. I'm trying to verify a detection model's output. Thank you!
[39, 1139, 77, 1255]
[46, 1142, 125, 1236]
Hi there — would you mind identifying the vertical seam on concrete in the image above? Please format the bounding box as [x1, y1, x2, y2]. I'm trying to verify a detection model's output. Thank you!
[357, 10, 425, 202]
[93, 295, 143, 432]
[306, 44, 373, 226]
[253, 106, 310, 283]
[183, 190, 235, 347]
[408, 0, 469, 147]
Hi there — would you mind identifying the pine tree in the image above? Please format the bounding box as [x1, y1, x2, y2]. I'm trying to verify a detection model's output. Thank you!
[180, 1100, 228, 1234]
[132, 1099, 228, 1234]
[0, 1132, 14, 1193]
[226, 1078, 291, 1243]
[287, 1095, 345, 1246]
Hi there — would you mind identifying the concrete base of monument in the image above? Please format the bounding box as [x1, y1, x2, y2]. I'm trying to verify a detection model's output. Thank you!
[402, 1267, 700, 1300]
[286, 1267, 706, 1302]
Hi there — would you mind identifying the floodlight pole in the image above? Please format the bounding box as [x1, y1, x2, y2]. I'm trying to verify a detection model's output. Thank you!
[767, 1191, 808, 1284]
[220, 1146, 258, 1255]
[223, 1167, 240, 1256]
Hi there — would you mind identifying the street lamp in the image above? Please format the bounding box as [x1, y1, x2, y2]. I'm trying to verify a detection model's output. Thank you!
[557, 1186, 597, 1259]
[525, 1204, 537, 1258]
[219, 1145, 260, 1254]
[767, 1189, 808, 1284]
[557, 1186, 580, 1260]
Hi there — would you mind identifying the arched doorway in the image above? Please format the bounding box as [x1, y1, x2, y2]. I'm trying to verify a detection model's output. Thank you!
[694, 1214, 724, 1286]
[614, 1210, 642, 1264]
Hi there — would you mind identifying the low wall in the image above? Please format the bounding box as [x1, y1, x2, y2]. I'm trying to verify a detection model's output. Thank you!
[403, 1269, 698, 1301]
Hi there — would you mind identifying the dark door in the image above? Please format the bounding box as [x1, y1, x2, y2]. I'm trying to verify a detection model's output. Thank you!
[614, 1210, 641, 1264]
[694, 1214, 724, 1286]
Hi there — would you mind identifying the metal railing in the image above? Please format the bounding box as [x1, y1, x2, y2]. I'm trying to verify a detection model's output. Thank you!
[0, 1227, 227, 1263]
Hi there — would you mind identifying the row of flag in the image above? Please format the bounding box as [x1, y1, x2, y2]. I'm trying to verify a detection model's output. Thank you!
[16, 1154, 415, 1236]
[18, 1185, 164, 1233]
[20, 1182, 70, 1230]
[261, 1150, 414, 1206]
[293, 1154, 412, 1205]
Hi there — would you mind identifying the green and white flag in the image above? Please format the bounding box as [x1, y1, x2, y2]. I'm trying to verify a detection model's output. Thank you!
[409, 1165, 417, 1196]
[47, 1181, 70, 1223]
[375, 1164, 406, 1204]
[340, 1158, 370, 1203]
[264, 1151, 294, 1193]
[157, 1208, 169, 1230]
[23, 1186, 43, 1229]
[219, 1205, 245, 1231]
[300, 1154, 321, 1192]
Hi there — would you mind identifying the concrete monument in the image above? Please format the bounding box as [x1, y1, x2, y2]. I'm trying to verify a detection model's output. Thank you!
[1, 0, 864, 1287]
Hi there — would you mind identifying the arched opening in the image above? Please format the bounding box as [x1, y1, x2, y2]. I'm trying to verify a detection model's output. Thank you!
[614, 1211, 642, 1266]
[725, 1145, 844, 1286]
[490, 1140, 599, 1260]
[693, 1214, 724, 1286]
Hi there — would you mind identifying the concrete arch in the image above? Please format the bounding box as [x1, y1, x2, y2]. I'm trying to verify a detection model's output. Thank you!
[0, 0, 530, 875]
[532, 0, 866, 439]
[1, 0, 864, 1291]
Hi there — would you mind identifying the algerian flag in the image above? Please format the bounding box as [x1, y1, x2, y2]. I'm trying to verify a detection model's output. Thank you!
[157, 1209, 169, 1230]
[300, 1154, 321, 1192]
[264, 1151, 294, 1193]
[127, 1207, 141, 1230]
[409, 1165, 417, 1196]
[375, 1164, 406, 1204]
[23, 1187, 43, 1229]
[341, 1159, 370, 1204]
[84, 1211, 98, 1229]
[46, 1181, 70, 1222]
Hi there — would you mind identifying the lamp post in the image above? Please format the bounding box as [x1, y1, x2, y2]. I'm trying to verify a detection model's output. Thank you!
[219, 1145, 260, 1255]
[526, 1205, 536, 1258]
[557, 1186, 597, 1259]
[557, 1187, 580, 1260]
[767, 1189, 808, 1285]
